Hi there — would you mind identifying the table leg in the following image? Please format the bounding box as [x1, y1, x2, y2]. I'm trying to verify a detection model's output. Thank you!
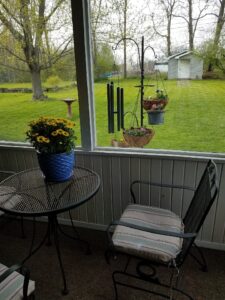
[22, 225, 49, 264]
[57, 210, 91, 254]
[28, 217, 36, 255]
[50, 215, 69, 295]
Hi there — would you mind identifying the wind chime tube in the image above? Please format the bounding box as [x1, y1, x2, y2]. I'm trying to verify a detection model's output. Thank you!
[110, 82, 114, 133]
[117, 87, 121, 131]
[120, 88, 124, 129]
[107, 83, 112, 133]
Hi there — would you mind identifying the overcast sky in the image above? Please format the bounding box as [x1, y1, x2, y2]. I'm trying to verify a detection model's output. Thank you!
[98, 0, 220, 62]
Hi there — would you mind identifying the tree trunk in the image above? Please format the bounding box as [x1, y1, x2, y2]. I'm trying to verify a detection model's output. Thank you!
[167, 16, 172, 56]
[214, 0, 225, 46]
[208, 0, 225, 72]
[188, 0, 194, 50]
[31, 69, 45, 100]
[123, 0, 127, 79]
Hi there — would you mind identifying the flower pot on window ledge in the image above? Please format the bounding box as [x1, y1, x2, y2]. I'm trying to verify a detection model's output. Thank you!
[111, 139, 129, 147]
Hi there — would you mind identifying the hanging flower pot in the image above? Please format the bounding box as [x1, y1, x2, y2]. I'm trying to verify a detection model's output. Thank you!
[143, 90, 168, 111]
[123, 127, 155, 148]
[147, 110, 165, 125]
[143, 98, 168, 111]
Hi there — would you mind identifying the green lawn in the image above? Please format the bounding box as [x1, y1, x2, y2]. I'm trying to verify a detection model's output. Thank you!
[0, 79, 225, 153]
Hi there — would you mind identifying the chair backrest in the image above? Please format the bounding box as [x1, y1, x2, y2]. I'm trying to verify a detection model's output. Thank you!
[177, 160, 218, 265]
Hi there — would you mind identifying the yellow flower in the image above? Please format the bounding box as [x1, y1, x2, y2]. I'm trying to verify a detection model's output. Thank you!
[46, 121, 57, 126]
[51, 131, 58, 136]
[62, 131, 69, 137]
[66, 121, 75, 128]
[37, 136, 46, 143]
[56, 129, 64, 135]
[43, 137, 50, 143]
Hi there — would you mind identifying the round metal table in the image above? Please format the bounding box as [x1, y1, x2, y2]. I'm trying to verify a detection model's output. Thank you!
[0, 166, 100, 295]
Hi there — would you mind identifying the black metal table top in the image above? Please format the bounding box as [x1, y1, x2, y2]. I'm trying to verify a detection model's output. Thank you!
[0, 167, 100, 217]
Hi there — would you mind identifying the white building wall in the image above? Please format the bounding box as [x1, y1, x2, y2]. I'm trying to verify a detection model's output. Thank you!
[154, 64, 168, 73]
[190, 56, 203, 79]
[168, 59, 178, 79]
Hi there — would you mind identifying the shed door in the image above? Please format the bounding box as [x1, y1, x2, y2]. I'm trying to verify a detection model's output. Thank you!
[179, 59, 190, 79]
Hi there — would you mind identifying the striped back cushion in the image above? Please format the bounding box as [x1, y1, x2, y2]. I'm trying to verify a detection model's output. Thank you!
[0, 263, 35, 300]
[112, 204, 184, 263]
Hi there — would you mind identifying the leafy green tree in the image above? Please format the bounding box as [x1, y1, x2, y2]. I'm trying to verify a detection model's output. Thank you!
[199, 39, 225, 74]
[94, 43, 115, 79]
[0, 0, 72, 100]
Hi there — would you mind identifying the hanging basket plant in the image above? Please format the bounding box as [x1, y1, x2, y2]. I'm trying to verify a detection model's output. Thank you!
[143, 89, 168, 111]
[147, 110, 165, 125]
[123, 127, 155, 147]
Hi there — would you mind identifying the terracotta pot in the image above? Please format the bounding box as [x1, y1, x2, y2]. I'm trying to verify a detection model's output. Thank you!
[111, 139, 129, 147]
[123, 128, 155, 147]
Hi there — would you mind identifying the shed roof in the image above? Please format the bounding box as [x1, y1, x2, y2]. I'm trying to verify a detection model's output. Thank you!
[168, 50, 193, 61]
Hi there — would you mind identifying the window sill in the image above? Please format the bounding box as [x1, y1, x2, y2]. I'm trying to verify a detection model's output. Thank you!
[0, 141, 225, 163]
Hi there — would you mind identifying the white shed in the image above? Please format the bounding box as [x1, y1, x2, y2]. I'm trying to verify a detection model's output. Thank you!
[154, 62, 168, 73]
[168, 51, 203, 80]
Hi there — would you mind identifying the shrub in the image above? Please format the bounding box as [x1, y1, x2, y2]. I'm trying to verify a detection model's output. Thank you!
[45, 75, 62, 87]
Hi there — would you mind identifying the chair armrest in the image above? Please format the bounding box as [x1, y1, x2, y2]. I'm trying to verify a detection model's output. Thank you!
[0, 264, 30, 300]
[130, 180, 196, 203]
[107, 220, 196, 240]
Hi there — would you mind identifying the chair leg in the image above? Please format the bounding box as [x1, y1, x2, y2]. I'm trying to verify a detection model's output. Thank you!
[111, 259, 194, 300]
[190, 243, 208, 272]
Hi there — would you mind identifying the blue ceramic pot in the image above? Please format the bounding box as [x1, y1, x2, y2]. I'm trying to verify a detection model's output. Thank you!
[37, 151, 75, 182]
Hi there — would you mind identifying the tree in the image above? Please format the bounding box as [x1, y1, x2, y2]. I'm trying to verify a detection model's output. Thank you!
[94, 43, 115, 79]
[207, 0, 225, 71]
[213, 0, 225, 46]
[151, 0, 177, 56]
[90, 0, 110, 66]
[173, 0, 211, 50]
[200, 38, 225, 74]
[0, 0, 72, 100]
[110, 0, 146, 78]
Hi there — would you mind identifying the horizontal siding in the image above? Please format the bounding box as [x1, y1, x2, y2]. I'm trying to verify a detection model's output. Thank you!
[0, 147, 225, 249]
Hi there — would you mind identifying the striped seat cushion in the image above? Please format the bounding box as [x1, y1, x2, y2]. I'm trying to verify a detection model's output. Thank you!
[0, 263, 35, 300]
[112, 204, 184, 263]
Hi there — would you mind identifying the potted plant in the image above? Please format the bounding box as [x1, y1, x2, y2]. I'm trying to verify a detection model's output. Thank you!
[143, 89, 168, 111]
[110, 131, 129, 147]
[147, 102, 165, 125]
[26, 116, 76, 182]
[123, 127, 154, 147]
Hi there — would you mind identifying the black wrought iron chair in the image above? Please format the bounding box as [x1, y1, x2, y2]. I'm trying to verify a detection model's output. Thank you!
[0, 263, 35, 299]
[106, 160, 218, 300]
[0, 170, 25, 237]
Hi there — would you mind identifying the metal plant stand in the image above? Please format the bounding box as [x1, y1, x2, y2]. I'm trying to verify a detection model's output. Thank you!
[107, 36, 157, 133]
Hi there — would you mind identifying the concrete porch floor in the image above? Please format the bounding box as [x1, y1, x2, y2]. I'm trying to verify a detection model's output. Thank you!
[0, 218, 225, 300]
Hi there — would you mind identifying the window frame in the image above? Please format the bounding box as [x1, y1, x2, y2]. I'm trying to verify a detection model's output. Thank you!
[0, 0, 225, 163]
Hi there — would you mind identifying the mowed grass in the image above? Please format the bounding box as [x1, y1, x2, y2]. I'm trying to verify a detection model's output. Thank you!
[0, 79, 225, 153]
